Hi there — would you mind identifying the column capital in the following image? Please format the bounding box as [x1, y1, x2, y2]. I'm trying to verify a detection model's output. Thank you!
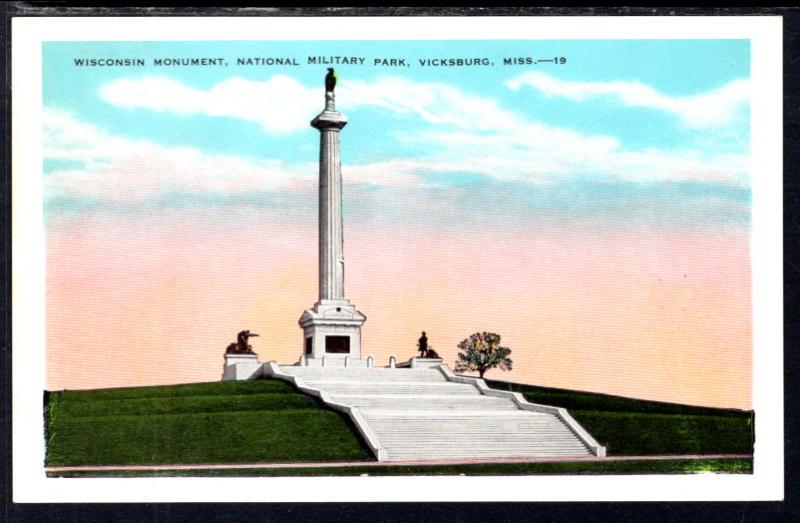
[311, 110, 348, 130]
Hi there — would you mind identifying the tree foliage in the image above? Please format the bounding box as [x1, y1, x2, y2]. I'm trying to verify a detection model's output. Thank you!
[454, 331, 513, 378]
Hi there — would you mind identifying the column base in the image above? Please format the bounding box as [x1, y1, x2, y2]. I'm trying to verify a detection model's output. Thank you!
[299, 300, 366, 360]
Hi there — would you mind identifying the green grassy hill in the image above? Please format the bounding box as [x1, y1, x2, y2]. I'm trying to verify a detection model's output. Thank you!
[44, 377, 754, 468]
[44, 379, 371, 466]
[485, 379, 754, 456]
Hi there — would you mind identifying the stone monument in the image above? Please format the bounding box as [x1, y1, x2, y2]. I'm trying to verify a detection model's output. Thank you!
[298, 69, 366, 362]
[222, 329, 261, 380]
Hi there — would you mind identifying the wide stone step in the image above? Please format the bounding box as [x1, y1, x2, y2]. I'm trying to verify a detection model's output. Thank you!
[386, 444, 589, 452]
[373, 429, 574, 437]
[363, 411, 555, 419]
[367, 418, 561, 425]
[385, 449, 592, 460]
[378, 434, 578, 442]
[304, 381, 481, 395]
[386, 445, 589, 452]
[329, 394, 519, 410]
[382, 445, 590, 454]
[364, 411, 584, 450]
[384, 454, 590, 462]
[367, 410, 579, 428]
[378, 437, 586, 446]
[361, 410, 555, 421]
[370, 425, 571, 434]
[373, 429, 574, 438]
[365, 411, 579, 441]
[280, 367, 446, 382]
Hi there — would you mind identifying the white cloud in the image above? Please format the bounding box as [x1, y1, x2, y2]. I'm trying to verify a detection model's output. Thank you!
[100, 74, 525, 135]
[43, 108, 434, 207]
[342, 77, 523, 132]
[100, 75, 319, 134]
[342, 75, 746, 186]
[44, 108, 315, 204]
[410, 129, 747, 186]
[98, 71, 748, 139]
[506, 72, 750, 129]
[69, 73, 748, 205]
[43, 104, 748, 211]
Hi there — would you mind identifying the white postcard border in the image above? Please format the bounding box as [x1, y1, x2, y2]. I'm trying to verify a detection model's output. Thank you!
[11, 15, 784, 502]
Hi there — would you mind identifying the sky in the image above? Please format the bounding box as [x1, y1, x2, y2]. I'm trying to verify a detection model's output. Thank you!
[43, 39, 752, 409]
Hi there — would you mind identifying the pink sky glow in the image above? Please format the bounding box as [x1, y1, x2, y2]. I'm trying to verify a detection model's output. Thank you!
[46, 209, 751, 409]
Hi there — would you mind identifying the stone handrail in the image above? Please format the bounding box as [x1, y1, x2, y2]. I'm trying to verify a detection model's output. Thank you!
[435, 364, 607, 457]
[262, 361, 388, 461]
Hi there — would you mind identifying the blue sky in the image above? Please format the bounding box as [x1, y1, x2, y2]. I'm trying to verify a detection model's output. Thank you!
[42, 39, 750, 229]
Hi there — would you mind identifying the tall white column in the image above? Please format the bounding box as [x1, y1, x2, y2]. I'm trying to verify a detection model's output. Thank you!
[299, 89, 365, 361]
[311, 94, 347, 301]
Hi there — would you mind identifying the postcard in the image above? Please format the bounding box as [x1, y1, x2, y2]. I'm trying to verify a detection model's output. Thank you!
[11, 15, 783, 502]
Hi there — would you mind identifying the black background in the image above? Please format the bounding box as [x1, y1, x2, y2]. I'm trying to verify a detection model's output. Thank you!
[1, 5, 796, 522]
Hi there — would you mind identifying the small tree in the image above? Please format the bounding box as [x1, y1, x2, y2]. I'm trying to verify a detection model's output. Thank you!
[454, 331, 513, 378]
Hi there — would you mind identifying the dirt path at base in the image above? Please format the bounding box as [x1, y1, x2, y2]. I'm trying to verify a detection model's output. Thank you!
[45, 454, 752, 473]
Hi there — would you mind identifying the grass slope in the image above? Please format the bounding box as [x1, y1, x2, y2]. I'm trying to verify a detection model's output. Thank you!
[45, 380, 371, 466]
[486, 379, 754, 456]
[44, 377, 754, 468]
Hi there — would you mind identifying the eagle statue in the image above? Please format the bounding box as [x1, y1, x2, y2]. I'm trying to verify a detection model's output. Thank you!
[325, 67, 337, 93]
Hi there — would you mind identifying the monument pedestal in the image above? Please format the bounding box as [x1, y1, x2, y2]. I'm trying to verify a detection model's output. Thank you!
[402, 357, 444, 369]
[222, 352, 261, 381]
[299, 299, 366, 361]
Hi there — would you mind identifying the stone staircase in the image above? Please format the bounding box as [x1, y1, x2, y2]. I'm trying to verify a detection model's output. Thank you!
[266, 364, 605, 462]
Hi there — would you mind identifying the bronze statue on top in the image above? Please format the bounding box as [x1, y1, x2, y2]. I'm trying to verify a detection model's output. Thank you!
[417, 331, 428, 357]
[416, 331, 440, 359]
[225, 330, 259, 354]
[325, 67, 337, 93]
[324, 68, 338, 110]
